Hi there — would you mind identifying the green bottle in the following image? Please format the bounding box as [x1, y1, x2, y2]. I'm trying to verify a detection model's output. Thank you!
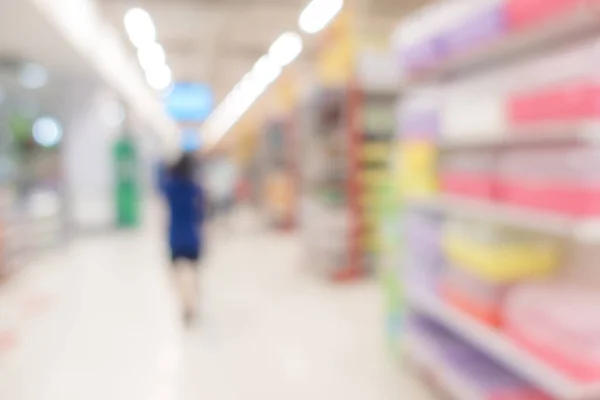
[114, 135, 139, 227]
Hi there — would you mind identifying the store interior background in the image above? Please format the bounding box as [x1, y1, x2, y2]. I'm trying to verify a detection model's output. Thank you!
[2, 0, 600, 399]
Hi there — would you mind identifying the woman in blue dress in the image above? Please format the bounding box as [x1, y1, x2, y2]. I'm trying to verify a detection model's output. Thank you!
[163, 153, 204, 325]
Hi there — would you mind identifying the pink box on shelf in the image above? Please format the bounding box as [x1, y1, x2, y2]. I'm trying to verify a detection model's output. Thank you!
[504, 284, 600, 382]
[440, 152, 497, 200]
[498, 145, 600, 216]
[441, 266, 510, 327]
[508, 80, 600, 125]
[506, 0, 589, 31]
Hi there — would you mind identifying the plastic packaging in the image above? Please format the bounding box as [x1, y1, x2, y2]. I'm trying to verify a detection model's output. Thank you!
[443, 0, 506, 58]
[504, 283, 600, 382]
[405, 211, 444, 290]
[442, 265, 510, 327]
[440, 151, 497, 199]
[506, 0, 589, 31]
[443, 220, 561, 283]
[409, 315, 553, 399]
[498, 144, 600, 216]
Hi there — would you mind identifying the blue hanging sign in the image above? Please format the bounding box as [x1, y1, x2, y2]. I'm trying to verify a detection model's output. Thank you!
[181, 128, 201, 151]
[165, 83, 213, 122]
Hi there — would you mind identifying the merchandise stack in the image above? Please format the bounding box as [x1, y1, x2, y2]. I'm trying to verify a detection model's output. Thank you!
[299, 58, 397, 281]
[393, 0, 600, 399]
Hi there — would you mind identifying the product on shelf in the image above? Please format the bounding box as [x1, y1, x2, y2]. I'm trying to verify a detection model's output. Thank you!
[442, 220, 561, 283]
[505, 0, 589, 31]
[498, 144, 600, 216]
[407, 314, 553, 399]
[440, 150, 497, 199]
[441, 95, 507, 141]
[504, 283, 600, 382]
[405, 211, 444, 290]
[509, 80, 600, 124]
[441, 265, 510, 327]
[399, 141, 438, 198]
[443, 0, 506, 58]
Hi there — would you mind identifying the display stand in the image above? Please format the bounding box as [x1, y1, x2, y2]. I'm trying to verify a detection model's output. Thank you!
[395, 1, 600, 399]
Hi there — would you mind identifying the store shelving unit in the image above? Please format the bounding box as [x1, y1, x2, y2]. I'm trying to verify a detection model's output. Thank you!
[406, 290, 600, 400]
[407, 195, 600, 242]
[405, 3, 600, 86]
[404, 333, 485, 400]
[299, 82, 396, 280]
[395, 1, 600, 399]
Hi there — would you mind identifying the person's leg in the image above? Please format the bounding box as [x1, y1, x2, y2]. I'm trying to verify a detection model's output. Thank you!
[172, 253, 200, 325]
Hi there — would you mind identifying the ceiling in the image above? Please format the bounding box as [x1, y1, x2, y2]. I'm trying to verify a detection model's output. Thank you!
[97, 0, 429, 110]
[0, 0, 92, 76]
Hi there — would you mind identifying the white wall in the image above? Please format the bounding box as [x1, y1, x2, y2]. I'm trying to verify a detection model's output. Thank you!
[63, 86, 120, 232]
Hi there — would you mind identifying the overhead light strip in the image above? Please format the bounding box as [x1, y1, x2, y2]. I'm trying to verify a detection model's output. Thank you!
[124, 8, 172, 91]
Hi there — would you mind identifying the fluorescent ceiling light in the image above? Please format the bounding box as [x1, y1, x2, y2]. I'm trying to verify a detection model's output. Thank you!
[146, 65, 172, 90]
[124, 8, 157, 49]
[19, 63, 48, 89]
[251, 56, 282, 87]
[137, 43, 166, 71]
[299, 0, 343, 34]
[269, 32, 303, 67]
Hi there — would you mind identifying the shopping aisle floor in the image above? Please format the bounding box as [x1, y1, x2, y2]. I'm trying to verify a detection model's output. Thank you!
[0, 210, 432, 400]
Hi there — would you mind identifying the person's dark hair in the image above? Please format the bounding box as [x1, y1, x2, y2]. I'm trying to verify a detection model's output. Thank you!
[170, 152, 196, 180]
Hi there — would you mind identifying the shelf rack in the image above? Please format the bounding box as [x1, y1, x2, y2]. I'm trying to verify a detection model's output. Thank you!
[406, 291, 600, 400]
[395, 1, 600, 399]
[407, 195, 600, 242]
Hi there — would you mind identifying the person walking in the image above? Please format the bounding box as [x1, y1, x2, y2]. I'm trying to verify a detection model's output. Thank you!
[162, 152, 204, 325]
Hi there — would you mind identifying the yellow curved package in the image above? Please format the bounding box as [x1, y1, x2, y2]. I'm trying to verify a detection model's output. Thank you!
[398, 141, 437, 197]
[443, 232, 561, 283]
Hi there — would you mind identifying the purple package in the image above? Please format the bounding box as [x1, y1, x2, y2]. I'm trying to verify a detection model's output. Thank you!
[400, 36, 447, 74]
[399, 110, 440, 140]
[405, 211, 444, 290]
[405, 211, 442, 252]
[443, 4, 506, 58]
[409, 315, 544, 394]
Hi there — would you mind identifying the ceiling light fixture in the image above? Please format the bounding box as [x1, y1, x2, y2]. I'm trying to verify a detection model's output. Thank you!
[124, 8, 157, 49]
[137, 43, 166, 71]
[250, 55, 282, 87]
[268, 32, 303, 67]
[299, 0, 344, 34]
[145, 65, 172, 90]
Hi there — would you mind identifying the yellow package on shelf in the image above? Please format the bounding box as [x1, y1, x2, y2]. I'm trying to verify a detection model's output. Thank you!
[361, 143, 390, 162]
[399, 142, 437, 197]
[443, 231, 561, 283]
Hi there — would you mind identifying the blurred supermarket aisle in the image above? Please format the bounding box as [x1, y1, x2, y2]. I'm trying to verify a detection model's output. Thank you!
[0, 209, 431, 400]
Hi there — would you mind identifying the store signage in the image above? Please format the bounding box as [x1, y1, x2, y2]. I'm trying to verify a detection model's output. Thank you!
[181, 128, 201, 151]
[165, 83, 213, 122]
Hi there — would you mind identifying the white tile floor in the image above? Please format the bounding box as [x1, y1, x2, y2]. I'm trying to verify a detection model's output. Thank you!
[0, 210, 433, 400]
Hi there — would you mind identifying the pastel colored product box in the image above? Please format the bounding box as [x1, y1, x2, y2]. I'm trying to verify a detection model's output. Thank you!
[400, 37, 447, 74]
[443, 3, 506, 58]
[499, 179, 600, 217]
[504, 284, 600, 382]
[410, 315, 552, 399]
[441, 281, 502, 327]
[506, 0, 588, 31]
[441, 172, 497, 200]
[400, 111, 440, 140]
[509, 81, 600, 124]
[405, 211, 441, 250]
